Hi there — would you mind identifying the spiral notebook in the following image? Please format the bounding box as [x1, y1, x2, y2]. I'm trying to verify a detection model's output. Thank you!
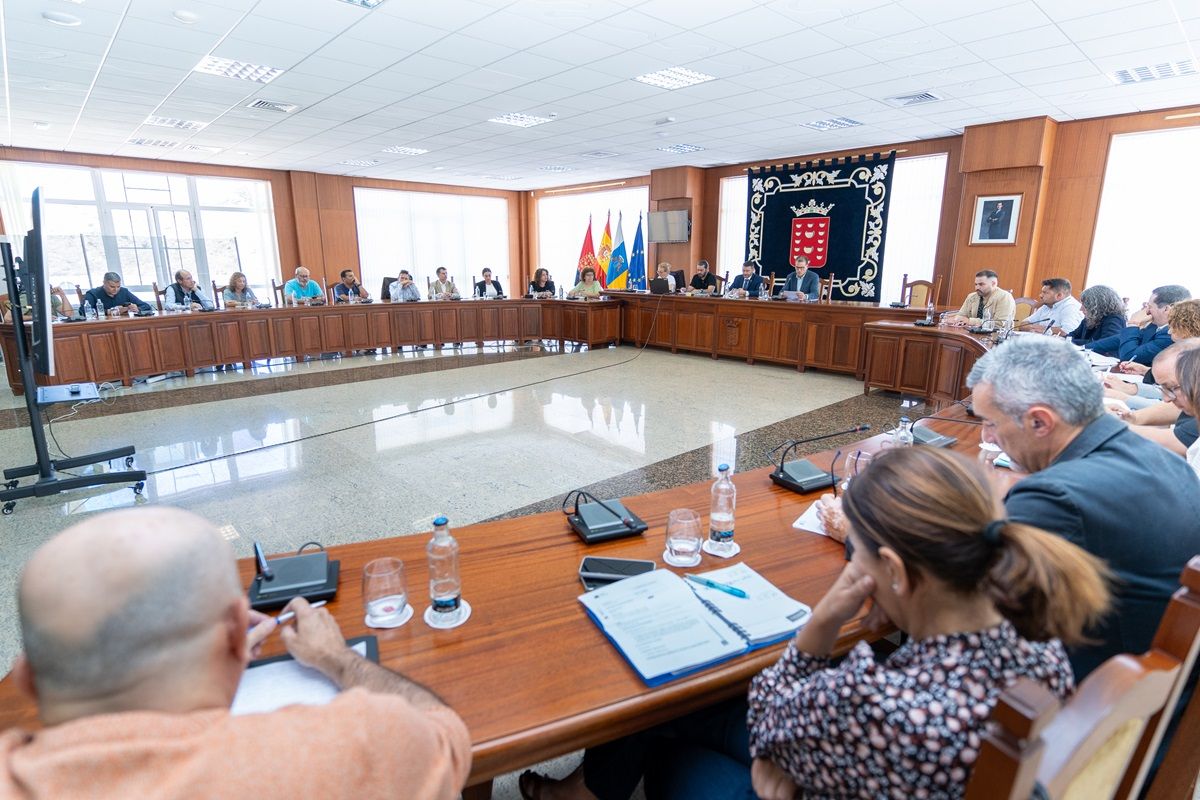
[578, 563, 811, 686]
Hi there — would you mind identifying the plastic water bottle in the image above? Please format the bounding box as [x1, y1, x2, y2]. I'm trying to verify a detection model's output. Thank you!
[981, 307, 994, 332]
[427, 516, 463, 619]
[894, 417, 914, 448]
[557, 286, 564, 299]
[84, 301, 97, 321]
[709, 464, 736, 552]
[925, 301, 935, 323]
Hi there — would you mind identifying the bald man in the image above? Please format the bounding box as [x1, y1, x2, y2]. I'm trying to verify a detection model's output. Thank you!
[0, 508, 470, 799]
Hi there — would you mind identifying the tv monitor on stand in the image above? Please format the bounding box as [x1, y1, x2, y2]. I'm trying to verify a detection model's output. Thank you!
[0, 187, 146, 515]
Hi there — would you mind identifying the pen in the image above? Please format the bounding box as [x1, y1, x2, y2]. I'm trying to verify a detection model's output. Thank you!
[272, 600, 326, 625]
[685, 574, 748, 599]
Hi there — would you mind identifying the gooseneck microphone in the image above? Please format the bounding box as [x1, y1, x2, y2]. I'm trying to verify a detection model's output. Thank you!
[562, 489, 650, 543]
[769, 424, 871, 494]
[908, 401, 983, 447]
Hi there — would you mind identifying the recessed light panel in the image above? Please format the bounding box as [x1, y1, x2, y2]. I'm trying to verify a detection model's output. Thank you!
[634, 67, 716, 90]
[144, 115, 208, 132]
[487, 112, 554, 128]
[800, 117, 863, 131]
[42, 11, 81, 27]
[126, 138, 180, 148]
[194, 56, 284, 84]
[581, 150, 619, 158]
[180, 144, 222, 153]
[381, 145, 429, 155]
[1109, 59, 1196, 84]
[539, 165, 574, 172]
[339, 158, 381, 167]
[658, 143, 704, 154]
[337, 0, 387, 6]
[480, 175, 520, 181]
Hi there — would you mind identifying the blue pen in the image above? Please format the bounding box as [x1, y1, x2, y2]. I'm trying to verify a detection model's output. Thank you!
[685, 574, 748, 599]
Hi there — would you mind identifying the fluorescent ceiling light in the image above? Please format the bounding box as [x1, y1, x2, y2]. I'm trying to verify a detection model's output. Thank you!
[479, 175, 520, 181]
[1108, 60, 1196, 85]
[634, 67, 716, 90]
[144, 115, 208, 132]
[194, 55, 284, 84]
[339, 158, 381, 167]
[488, 112, 554, 128]
[658, 143, 704, 154]
[126, 138, 180, 148]
[581, 150, 619, 158]
[42, 11, 82, 26]
[337, 0, 387, 6]
[539, 165, 574, 172]
[800, 116, 863, 131]
[381, 145, 429, 155]
[180, 144, 222, 153]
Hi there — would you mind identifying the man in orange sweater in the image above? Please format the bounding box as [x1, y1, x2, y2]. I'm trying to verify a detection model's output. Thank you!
[0, 507, 470, 799]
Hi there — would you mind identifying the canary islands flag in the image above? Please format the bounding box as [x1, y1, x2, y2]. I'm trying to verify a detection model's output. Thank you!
[596, 211, 612, 289]
[607, 212, 628, 288]
[628, 213, 647, 291]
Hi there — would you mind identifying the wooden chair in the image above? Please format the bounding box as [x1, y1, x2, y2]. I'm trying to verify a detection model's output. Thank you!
[1014, 296, 1039, 322]
[75, 286, 85, 307]
[817, 275, 834, 303]
[900, 273, 942, 307]
[380, 276, 396, 302]
[151, 281, 168, 312]
[715, 271, 729, 294]
[966, 557, 1200, 800]
[211, 281, 225, 310]
[271, 278, 285, 306]
[671, 269, 685, 294]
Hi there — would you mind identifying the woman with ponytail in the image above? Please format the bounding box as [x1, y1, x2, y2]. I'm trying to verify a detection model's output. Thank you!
[521, 447, 1111, 800]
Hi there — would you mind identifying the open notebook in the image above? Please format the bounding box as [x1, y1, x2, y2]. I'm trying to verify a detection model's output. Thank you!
[231, 636, 378, 715]
[578, 563, 811, 686]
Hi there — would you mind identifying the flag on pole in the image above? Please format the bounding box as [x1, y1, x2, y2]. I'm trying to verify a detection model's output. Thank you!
[596, 211, 612, 289]
[575, 215, 599, 286]
[607, 212, 628, 288]
[628, 212, 647, 291]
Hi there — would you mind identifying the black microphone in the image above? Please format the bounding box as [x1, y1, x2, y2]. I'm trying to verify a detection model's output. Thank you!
[770, 424, 871, 494]
[562, 489, 649, 543]
[253, 541, 274, 581]
[576, 490, 635, 528]
[909, 403, 983, 447]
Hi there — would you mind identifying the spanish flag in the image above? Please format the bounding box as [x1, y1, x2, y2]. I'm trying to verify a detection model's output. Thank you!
[596, 211, 612, 289]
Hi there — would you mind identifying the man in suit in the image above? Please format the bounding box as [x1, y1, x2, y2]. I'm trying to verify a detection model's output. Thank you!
[782, 256, 820, 301]
[966, 335, 1200, 679]
[0, 507, 470, 798]
[726, 261, 763, 299]
[1089, 284, 1190, 364]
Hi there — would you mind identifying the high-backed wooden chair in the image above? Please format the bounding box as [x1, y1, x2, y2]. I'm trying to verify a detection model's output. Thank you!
[211, 281, 225, 310]
[1014, 296, 1039, 322]
[271, 278, 285, 306]
[716, 271, 729, 294]
[900, 273, 942, 307]
[151, 281, 168, 312]
[817, 275, 834, 303]
[764, 274, 776, 297]
[966, 557, 1200, 800]
[380, 276, 396, 302]
[75, 286, 85, 307]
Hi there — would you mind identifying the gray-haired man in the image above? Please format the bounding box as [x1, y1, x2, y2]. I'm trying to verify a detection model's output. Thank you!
[967, 335, 1200, 679]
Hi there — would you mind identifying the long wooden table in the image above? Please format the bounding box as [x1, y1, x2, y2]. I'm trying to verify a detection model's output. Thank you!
[863, 320, 993, 408]
[0, 298, 623, 394]
[0, 416, 986, 797]
[615, 292, 927, 375]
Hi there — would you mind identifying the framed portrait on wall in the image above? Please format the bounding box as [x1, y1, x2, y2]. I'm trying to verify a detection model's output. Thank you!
[970, 194, 1021, 245]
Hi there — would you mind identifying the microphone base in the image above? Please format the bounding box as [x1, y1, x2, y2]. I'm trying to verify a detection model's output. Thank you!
[569, 500, 648, 544]
[770, 460, 835, 494]
[912, 427, 958, 448]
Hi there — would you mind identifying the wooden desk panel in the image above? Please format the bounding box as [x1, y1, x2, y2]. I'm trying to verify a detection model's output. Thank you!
[0, 300, 622, 394]
[863, 321, 991, 406]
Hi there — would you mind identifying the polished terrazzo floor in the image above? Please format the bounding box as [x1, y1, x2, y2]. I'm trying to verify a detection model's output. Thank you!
[0, 344, 918, 800]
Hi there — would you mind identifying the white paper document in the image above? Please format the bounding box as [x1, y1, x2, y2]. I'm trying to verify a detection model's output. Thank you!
[792, 503, 827, 536]
[686, 563, 812, 645]
[231, 641, 368, 716]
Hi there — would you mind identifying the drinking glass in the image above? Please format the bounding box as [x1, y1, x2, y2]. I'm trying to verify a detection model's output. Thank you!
[978, 442, 1002, 470]
[363, 557, 410, 627]
[664, 508, 703, 567]
[839, 450, 874, 491]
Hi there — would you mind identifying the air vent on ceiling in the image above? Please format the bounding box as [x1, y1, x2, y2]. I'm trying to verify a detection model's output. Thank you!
[488, 112, 554, 128]
[581, 150, 619, 158]
[381, 145, 429, 155]
[800, 117, 863, 131]
[1109, 59, 1196, 85]
[339, 158, 381, 168]
[883, 91, 943, 107]
[144, 115, 208, 131]
[539, 165, 574, 172]
[479, 175, 520, 181]
[245, 99, 299, 113]
[180, 144, 222, 154]
[126, 137, 179, 148]
[658, 143, 704, 154]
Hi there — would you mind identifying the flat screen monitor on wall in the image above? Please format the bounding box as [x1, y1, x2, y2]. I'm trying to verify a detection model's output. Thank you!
[647, 210, 689, 243]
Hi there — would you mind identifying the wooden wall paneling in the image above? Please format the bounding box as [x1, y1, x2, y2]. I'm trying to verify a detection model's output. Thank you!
[500, 305, 520, 339]
[367, 308, 392, 348]
[270, 315, 298, 357]
[960, 117, 1054, 173]
[154, 323, 189, 371]
[389, 305, 418, 344]
[415, 307, 436, 343]
[520, 304, 541, 338]
[750, 314, 781, 362]
[314, 174, 360, 292]
[932, 341, 968, 403]
[479, 305, 501, 341]
[288, 171, 324, 280]
[539, 304, 560, 340]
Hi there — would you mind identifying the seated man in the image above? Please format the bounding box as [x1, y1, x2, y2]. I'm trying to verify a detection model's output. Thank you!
[166, 269, 214, 311]
[966, 336, 1200, 679]
[725, 261, 763, 299]
[332, 269, 370, 302]
[1120, 342, 1200, 457]
[1089, 284, 1190, 364]
[946, 269, 1015, 327]
[0, 507, 470, 798]
[1018, 277, 1083, 334]
[389, 270, 422, 302]
[283, 267, 326, 305]
[781, 256, 819, 301]
[688, 260, 717, 295]
[1103, 299, 1200, 405]
[429, 267, 460, 301]
[82, 272, 152, 316]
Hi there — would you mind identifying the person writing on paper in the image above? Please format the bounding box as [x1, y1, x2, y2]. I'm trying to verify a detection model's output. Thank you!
[1104, 300, 1200, 408]
[0, 507, 470, 799]
[568, 267, 602, 299]
[946, 270, 1014, 327]
[1017, 277, 1083, 334]
[520, 448, 1109, 800]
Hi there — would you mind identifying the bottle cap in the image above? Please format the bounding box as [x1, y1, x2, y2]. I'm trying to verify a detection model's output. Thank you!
[718, 463, 729, 472]
[433, 515, 448, 526]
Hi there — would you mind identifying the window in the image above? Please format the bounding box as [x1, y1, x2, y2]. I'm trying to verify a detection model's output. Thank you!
[0, 162, 279, 298]
[536, 186, 649, 286]
[1088, 126, 1200, 304]
[715, 154, 948, 304]
[354, 187, 509, 298]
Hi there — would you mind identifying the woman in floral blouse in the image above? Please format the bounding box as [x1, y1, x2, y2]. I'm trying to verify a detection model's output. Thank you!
[521, 448, 1110, 800]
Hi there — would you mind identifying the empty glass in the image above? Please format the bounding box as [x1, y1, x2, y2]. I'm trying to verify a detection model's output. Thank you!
[839, 450, 874, 492]
[363, 557, 410, 628]
[664, 508, 703, 567]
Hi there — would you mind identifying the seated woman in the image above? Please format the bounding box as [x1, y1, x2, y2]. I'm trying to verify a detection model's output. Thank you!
[1177, 345, 1200, 476]
[222, 272, 258, 308]
[528, 268, 556, 299]
[1067, 284, 1126, 345]
[474, 268, 505, 299]
[655, 262, 676, 292]
[567, 267, 601, 299]
[522, 448, 1109, 800]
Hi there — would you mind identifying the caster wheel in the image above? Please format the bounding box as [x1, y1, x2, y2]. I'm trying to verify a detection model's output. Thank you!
[133, 481, 145, 495]
[125, 456, 135, 468]
[2, 502, 14, 515]
[4, 480, 16, 490]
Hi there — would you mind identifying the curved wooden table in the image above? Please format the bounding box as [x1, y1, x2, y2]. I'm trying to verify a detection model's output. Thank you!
[863, 320, 993, 408]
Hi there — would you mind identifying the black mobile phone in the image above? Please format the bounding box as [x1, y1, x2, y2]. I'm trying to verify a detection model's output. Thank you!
[580, 574, 615, 592]
[578, 556, 656, 582]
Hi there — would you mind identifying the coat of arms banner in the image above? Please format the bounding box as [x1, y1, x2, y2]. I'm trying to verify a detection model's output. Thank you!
[745, 151, 895, 301]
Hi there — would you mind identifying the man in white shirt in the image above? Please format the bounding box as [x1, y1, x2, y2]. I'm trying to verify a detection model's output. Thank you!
[1019, 277, 1084, 335]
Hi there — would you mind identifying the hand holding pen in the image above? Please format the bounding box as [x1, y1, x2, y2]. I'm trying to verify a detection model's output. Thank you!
[246, 600, 327, 658]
